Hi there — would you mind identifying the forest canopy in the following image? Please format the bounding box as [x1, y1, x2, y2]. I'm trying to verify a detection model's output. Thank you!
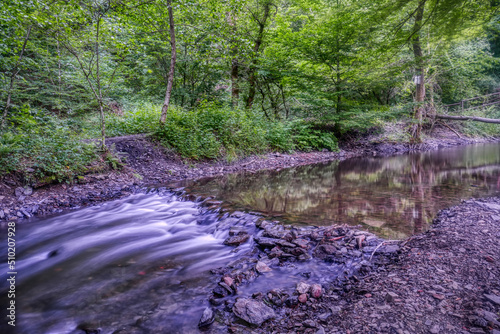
[1, 0, 499, 182]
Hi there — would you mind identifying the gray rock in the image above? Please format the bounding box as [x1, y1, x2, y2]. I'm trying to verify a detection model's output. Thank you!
[254, 236, 279, 247]
[303, 319, 316, 328]
[484, 294, 500, 306]
[316, 326, 326, 334]
[223, 234, 249, 246]
[15, 187, 24, 197]
[233, 298, 275, 326]
[198, 307, 214, 327]
[23, 186, 33, 196]
[430, 325, 440, 333]
[0, 210, 4, 219]
[385, 291, 398, 303]
[479, 202, 500, 212]
[255, 261, 272, 274]
[296, 282, 311, 294]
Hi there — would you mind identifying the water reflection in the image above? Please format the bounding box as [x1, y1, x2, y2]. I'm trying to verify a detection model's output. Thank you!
[185, 143, 500, 239]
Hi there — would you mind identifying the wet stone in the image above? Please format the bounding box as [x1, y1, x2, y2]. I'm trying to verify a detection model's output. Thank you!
[232, 298, 275, 326]
[223, 234, 249, 246]
[298, 294, 308, 303]
[255, 261, 272, 274]
[254, 237, 278, 248]
[198, 307, 215, 328]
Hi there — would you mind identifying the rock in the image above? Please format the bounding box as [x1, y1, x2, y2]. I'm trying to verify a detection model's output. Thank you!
[254, 237, 278, 248]
[223, 234, 249, 246]
[484, 294, 500, 306]
[303, 319, 316, 328]
[316, 326, 326, 334]
[298, 294, 308, 303]
[213, 286, 230, 298]
[0, 210, 4, 219]
[23, 186, 33, 196]
[293, 238, 309, 248]
[319, 244, 336, 255]
[311, 284, 322, 298]
[229, 226, 247, 236]
[223, 276, 234, 288]
[385, 291, 398, 303]
[15, 187, 24, 197]
[296, 282, 311, 294]
[479, 202, 500, 212]
[469, 328, 486, 333]
[255, 261, 272, 274]
[198, 307, 215, 327]
[232, 298, 275, 326]
[430, 325, 440, 333]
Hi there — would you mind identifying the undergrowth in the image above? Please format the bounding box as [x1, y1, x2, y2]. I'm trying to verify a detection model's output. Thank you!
[0, 109, 107, 184]
[154, 102, 339, 160]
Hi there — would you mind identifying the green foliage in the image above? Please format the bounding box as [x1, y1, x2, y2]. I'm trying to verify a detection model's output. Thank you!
[106, 103, 161, 136]
[154, 103, 338, 160]
[289, 120, 338, 152]
[0, 108, 103, 183]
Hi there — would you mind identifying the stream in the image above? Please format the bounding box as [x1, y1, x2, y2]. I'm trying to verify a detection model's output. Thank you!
[1, 142, 500, 334]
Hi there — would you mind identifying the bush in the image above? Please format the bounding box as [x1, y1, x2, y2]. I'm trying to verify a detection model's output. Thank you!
[106, 102, 161, 137]
[0, 109, 104, 184]
[154, 102, 338, 160]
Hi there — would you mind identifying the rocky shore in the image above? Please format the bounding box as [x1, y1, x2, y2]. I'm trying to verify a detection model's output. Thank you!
[198, 197, 500, 334]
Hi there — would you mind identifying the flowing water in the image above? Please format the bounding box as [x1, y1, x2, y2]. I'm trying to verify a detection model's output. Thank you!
[1, 143, 500, 334]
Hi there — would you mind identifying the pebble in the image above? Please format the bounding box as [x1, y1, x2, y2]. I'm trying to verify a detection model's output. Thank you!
[296, 282, 310, 294]
[311, 284, 322, 298]
[255, 261, 272, 274]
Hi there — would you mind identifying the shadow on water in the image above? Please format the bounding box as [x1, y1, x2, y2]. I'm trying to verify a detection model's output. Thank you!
[184, 143, 500, 239]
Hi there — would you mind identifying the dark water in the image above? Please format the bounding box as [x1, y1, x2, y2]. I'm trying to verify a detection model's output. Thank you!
[185, 143, 500, 239]
[1, 143, 499, 334]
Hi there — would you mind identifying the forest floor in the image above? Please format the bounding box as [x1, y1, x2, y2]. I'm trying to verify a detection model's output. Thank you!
[0, 126, 499, 334]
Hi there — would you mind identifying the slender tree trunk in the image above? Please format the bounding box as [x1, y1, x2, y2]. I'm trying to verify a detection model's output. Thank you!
[410, 0, 426, 144]
[160, 0, 177, 125]
[95, 17, 106, 150]
[1, 26, 32, 129]
[245, 2, 271, 109]
[231, 57, 239, 108]
[229, 12, 239, 109]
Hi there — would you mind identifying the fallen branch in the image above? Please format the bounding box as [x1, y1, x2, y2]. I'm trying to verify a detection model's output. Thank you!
[436, 114, 500, 124]
[438, 121, 462, 138]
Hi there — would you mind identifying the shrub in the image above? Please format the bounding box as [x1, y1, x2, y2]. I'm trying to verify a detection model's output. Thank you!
[0, 109, 104, 184]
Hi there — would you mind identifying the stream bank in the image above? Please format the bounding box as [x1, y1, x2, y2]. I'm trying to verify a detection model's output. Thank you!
[0, 126, 497, 222]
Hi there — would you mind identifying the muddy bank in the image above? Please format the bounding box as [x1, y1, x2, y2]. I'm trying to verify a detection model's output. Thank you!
[198, 197, 500, 334]
[0, 127, 497, 223]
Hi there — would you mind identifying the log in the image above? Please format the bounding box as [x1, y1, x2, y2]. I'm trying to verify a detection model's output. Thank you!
[436, 114, 500, 124]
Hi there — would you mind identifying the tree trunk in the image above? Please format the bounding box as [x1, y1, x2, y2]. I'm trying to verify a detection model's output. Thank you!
[410, 0, 426, 144]
[95, 17, 106, 150]
[1, 26, 32, 129]
[160, 0, 177, 125]
[436, 114, 500, 124]
[229, 12, 239, 109]
[245, 2, 271, 109]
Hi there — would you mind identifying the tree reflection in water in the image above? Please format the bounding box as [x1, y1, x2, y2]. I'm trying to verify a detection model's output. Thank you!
[185, 143, 500, 239]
